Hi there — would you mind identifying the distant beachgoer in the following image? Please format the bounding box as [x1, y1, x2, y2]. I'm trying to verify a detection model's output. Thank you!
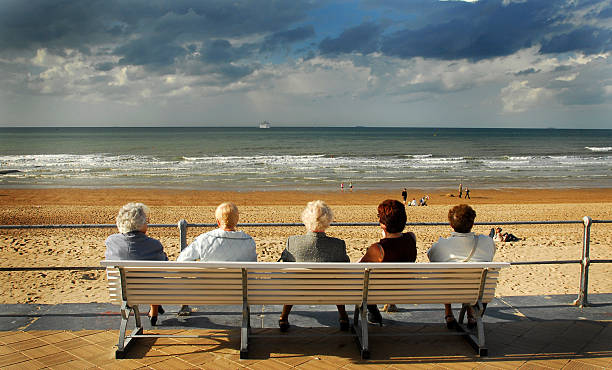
[410, 198, 417, 207]
[401, 188, 407, 204]
[465, 187, 470, 199]
[494, 227, 519, 242]
[341, 183, 344, 192]
[349, 182, 353, 191]
[419, 195, 429, 206]
[459, 183, 463, 198]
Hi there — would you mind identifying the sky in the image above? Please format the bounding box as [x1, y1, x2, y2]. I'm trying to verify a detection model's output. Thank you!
[0, 0, 611, 128]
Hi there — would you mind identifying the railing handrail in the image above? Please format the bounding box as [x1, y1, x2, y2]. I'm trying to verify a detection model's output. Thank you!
[3, 219, 610, 229]
[1, 217, 609, 307]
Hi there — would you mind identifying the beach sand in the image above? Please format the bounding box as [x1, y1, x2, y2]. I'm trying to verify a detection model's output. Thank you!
[0, 188, 611, 304]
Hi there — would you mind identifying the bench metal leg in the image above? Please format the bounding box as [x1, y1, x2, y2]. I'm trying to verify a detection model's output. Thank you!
[458, 303, 488, 356]
[240, 268, 250, 359]
[240, 303, 250, 359]
[458, 303, 466, 324]
[352, 305, 370, 359]
[116, 302, 143, 359]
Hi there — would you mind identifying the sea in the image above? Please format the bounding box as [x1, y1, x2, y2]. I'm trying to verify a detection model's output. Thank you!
[0, 127, 610, 191]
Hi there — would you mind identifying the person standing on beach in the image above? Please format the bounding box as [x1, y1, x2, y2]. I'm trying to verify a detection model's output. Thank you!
[105, 202, 167, 326]
[349, 182, 353, 191]
[465, 187, 471, 199]
[401, 188, 407, 204]
[458, 183, 463, 198]
[341, 182, 344, 192]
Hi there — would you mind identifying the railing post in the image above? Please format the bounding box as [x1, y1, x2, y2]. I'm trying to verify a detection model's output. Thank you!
[178, 219, 188, 251]
[573, 216, 592, 307]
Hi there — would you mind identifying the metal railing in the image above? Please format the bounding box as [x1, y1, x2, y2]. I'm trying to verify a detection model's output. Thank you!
[1, 217, 610, 307]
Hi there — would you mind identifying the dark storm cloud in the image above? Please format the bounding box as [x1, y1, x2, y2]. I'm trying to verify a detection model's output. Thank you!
[0, 0, 315, 66]
[380, 0, 558, 60]
[0, 0, 120, 53]
[115, 37, 187, 68]
[200, 39, 256, 64]
[260, 26, 315, 52]
[319, 22, 384, 55]
[94, 62, 115, 71]
[325, 0, 611, 61]
[540, 26, 612, 55]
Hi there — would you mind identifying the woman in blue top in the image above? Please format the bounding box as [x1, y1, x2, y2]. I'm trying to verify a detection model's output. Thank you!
[105, 202, 167, 325]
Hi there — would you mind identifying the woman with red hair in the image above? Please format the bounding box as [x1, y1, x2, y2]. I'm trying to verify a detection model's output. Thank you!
[359, 199, 417, 324]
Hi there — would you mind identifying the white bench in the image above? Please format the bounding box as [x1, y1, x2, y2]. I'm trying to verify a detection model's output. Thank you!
[101, 260, 509, 359]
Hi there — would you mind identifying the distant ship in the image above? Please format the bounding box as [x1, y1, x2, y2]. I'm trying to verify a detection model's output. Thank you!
[259, 121, 271, 129]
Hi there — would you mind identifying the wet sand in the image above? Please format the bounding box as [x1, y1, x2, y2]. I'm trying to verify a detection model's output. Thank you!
[0, 188, 611, 304]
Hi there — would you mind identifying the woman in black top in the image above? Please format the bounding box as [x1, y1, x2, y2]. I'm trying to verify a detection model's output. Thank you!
[359, 199, 416, 323]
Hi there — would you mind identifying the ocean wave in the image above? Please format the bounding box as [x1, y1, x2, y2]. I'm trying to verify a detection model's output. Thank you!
[1, 150, 611, 189]
[585, 146, 612, 152]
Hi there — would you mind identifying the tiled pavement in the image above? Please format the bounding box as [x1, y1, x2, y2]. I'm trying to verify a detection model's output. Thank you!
[0, 294, 610, 369]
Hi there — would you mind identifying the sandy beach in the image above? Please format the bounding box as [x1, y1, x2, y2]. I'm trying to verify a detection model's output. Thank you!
[0, 187, 611, 304]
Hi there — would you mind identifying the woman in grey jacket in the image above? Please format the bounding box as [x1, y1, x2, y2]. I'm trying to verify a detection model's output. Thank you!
[105, 202, 167, 325]
[278, 200, 350, 332]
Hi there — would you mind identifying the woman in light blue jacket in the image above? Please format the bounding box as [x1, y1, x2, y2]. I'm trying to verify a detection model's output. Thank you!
[177, 202, 256, 262]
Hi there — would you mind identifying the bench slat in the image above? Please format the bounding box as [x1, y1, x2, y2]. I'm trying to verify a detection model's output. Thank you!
[370, 272, 484, 279]
[126, 278, 245, 285]
[248, 268, 364, 273]
[248, 290, 363, 296]
[368, 280, 495, 289]
[127, 289, 242, 296]
[248, 298, 363, 304]
[368, 288, 495, 296]
[369, 283, 489, 289]
[370, 268, 497, 273]
[126, 298, 243, 304]
[124, 272, 242, 278]
[248, 273, 363, 279]
[370, 271, 500, 278]
[247, 284, 362, 290]
[126, 284, 243, 290]
[124, 267, 243, 272]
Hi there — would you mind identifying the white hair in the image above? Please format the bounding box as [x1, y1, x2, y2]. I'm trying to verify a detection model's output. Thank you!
[301, 200, 334, 232]
[116, 202, 149, 233]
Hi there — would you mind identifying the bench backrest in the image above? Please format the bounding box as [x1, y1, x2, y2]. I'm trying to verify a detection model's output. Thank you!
[102, 261, 508, 306]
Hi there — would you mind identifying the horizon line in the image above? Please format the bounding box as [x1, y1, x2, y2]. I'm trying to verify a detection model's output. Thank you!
[0, 125, 611, 130]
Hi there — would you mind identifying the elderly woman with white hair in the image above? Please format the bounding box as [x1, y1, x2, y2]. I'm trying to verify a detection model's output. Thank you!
[278, 200, 350, 332]
[105, 202, 168, 325]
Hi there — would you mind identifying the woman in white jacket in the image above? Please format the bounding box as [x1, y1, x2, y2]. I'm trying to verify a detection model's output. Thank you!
[176, 202, 256, 316]
[427, 204, 495, 329]
[178, 202, 256, 262]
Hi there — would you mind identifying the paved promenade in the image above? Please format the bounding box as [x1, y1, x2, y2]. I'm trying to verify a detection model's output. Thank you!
[0, 294, 610, 369]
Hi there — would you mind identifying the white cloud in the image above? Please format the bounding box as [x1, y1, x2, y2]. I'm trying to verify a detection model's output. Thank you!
[109, 67, 128, 87]
[500, 80, 551, 113]
[502, 0, 527, 5]
[556, 73, 579, 82]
